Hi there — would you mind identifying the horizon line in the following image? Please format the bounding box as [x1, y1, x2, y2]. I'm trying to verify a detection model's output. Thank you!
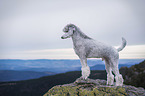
[0, 44, 145, 60]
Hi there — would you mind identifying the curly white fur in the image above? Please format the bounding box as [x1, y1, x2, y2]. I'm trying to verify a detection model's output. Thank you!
[81, 66, 90, 79]
[61, 24, 127, 86]
[107, 74, 114, 85]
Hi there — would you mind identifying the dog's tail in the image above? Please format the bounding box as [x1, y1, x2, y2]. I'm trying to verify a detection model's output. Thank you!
[117, 37, 127, 52]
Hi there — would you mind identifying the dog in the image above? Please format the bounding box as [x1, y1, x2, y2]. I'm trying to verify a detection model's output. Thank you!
[61, 24, 127, 86]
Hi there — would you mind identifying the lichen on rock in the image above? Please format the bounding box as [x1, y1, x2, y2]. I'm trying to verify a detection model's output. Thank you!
[43, 78, 145, 96]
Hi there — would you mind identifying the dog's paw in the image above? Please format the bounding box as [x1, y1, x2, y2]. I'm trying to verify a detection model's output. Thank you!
[107, 74, 114, 86]
[115, 75, 124, 86]
[81, 66, 90, 79]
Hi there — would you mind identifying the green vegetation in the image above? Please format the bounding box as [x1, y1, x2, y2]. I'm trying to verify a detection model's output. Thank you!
[120, 60, 145, 88]
[44, 82, 127, 96]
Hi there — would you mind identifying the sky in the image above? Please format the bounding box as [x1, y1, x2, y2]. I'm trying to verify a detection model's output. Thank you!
[0, 0, 145, 59]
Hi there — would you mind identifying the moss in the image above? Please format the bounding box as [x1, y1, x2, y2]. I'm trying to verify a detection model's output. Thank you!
[78, 89, 94, 96]
[44, 85, 128, 96]
[44, 86, 80, 96]
[93, 88, 106, 96]
[97, 87, 118, 96]
[117, 87, 127, 95]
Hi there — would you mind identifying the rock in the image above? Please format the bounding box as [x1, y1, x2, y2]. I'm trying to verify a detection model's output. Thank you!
[43, 78, 145, 96]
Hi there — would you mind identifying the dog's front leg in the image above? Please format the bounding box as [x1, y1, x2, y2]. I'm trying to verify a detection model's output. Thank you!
[80, 58, 90, 80]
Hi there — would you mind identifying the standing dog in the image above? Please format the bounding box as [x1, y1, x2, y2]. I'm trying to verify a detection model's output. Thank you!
[61, 24, 126, 86]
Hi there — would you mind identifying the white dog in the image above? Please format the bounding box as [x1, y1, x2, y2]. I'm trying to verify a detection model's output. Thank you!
[61, 24, 126, 86]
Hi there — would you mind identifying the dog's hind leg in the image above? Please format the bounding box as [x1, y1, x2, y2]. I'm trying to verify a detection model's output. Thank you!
[80, 57, 90, 80]
[111, 59, 124, 86]
[105, 59, 114, 86]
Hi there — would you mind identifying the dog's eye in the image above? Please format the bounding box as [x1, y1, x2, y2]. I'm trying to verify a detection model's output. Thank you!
[64, 31, 68, 33]
[63, 27, 69, 32]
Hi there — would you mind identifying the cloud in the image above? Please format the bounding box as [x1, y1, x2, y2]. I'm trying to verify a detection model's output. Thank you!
[1, 45, 145, 59]
[0, 0, 145, 56]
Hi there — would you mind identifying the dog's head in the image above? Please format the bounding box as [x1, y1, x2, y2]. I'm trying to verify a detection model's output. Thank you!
[61, 24, 76, 39]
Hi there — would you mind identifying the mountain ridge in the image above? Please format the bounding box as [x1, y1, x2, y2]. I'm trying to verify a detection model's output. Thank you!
[0, 59, 143, 73]
[0, 60, 144, 96]
[0, 70, 55, 82]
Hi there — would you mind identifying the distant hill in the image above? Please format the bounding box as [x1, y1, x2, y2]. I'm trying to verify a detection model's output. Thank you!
[0, 70, 55, 82]
[90, 64, 134, 70]
[0, 59, 143, 73]
[0, 60, 140, 82]
[0, 59, 144, 80]
[120, 60, 145, 89]
[0, 70, 106, 96]
[0, 60, 144, 96]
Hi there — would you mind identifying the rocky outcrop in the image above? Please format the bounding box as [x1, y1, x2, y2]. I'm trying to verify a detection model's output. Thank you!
[43, 78, 145, 96]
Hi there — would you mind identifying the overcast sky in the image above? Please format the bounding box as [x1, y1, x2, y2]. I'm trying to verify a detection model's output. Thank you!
[0, 0, 145, 59]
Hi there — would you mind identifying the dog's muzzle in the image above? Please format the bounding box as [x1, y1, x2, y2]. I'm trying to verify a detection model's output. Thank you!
[61, 34, 70, 39]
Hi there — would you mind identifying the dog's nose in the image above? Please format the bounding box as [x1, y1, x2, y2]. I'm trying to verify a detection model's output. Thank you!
[61, 36, 64, 39]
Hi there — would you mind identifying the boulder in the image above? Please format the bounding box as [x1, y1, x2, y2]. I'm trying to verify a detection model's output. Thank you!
[44, 78, 145, 96]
